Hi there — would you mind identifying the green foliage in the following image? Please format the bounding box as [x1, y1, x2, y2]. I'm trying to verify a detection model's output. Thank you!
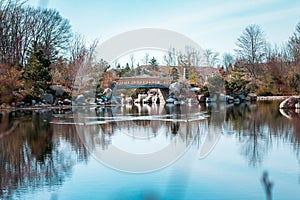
[207, 75, 225, 94]
[118, 63, 134, 77]
[170, 67, 179, 83]
[189, 72, 197, 87]
[135, 66, 142, 76]
[225, 65, 250, 95]
[198, 85, 209, 96]
[188, 67, 199, 87]
[149, 57, 158, 70]
[23, 50, 52, 93]
[95, 84, 104, 98]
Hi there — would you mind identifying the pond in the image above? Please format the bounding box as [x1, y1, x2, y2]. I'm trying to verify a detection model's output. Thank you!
[0, 101, 299, 200]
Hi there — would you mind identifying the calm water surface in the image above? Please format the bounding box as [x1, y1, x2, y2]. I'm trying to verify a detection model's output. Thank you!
[0, 101, 299, 200]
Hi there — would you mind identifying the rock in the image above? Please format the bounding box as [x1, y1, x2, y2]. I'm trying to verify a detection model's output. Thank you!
[16, 101, 25, 108]
[246, 93, 257, 102]
[279, 97, 299, 109]
[197, 95, 206, 103]
[226, 95, 234, 103]
[50, 85, 64, 96]
[41, 93, 54, 105]
[63, 99, 72, 105]
[37, 102, 43, 106]
[238, 94, 246, 101]
[32, 99, 36, 105]
[76, 94, 85, 102]
[166, 94, 178, 104]
[50, 85, 71, 97]
[169, 82, 181, 97]
[75, 95, 86, 105]
[84, 91, 94, 98]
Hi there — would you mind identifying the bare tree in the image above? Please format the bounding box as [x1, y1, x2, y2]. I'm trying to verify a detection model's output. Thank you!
[203, 49, 219, 67]
[222, 53, 235, 69]
[235, 24, 266, 77]
[68, 34, 100, 93]
[0, 0, 26, 65]
[163, 47, 177, 66]
[30, 8, 72, 61]
[0, 1, 72, 66]
[177, 46, 203, 67]
[142, 52, 149, 66]
[129, 53, 135, 68]
[288, 22, 300, 64]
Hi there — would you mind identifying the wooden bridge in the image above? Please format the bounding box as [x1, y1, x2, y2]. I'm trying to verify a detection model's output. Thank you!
[116, 76, 170, 89]
[115, 76, 170, 103]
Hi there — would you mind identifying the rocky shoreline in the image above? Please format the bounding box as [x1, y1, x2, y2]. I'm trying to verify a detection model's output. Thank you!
[1, 95, 299, 112]
[257, 96, 300, 101]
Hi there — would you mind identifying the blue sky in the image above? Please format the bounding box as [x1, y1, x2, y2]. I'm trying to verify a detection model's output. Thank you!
[28, 0, 300, 61]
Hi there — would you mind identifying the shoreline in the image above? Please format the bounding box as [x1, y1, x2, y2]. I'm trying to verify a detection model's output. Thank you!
[0, 96, 299, 112]
[257, 95, 299, 101]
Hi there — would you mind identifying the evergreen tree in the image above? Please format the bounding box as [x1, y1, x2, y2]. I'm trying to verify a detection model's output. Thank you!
[23, 50, 52, 93]
[225, 65, 250, 95]
[149, 57, 158, 70]
[170, 67, 179, 83]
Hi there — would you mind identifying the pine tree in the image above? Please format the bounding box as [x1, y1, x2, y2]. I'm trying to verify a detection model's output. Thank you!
[170, 67, 179, 83]
[23, 50, 52, 93]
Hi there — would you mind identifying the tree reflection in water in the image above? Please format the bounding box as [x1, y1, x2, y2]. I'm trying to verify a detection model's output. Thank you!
[220, 101, 300, 167]
[89, 102, 300, 169]
[0, 110, 88, 199]
[1, 101, 300, 198]
[91, 104, 195, 150]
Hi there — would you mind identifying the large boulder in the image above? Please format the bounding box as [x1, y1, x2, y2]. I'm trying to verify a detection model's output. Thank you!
[41, 93, 54, 105]
[197, 94, 206, 103]
[169, 82, 191, 99]
[63, 99, 72, 105]
[50, 85, 71, 97]
[279, 97, 299, 109]
[169, 82, 181, 97]
[75, 94, 86, 104]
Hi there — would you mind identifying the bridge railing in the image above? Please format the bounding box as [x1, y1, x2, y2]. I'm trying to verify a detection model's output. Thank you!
[117, 77, 170, 86]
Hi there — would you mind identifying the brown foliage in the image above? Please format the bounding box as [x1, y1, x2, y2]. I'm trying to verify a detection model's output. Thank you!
[0, 64, 24, 103]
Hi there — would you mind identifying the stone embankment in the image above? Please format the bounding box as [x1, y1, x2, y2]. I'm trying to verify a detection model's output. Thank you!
[257, 96, 299, 101]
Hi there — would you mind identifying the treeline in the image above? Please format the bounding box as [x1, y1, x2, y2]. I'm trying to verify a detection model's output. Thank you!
[219, 23, 300, 96]
[0, 0, 71, 65]
[173, 23, 300, 96]
[0, 0, 99, 104]
[1, 0, 300, 104]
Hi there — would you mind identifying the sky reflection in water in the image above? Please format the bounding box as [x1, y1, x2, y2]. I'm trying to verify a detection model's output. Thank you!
[0, 101, 299, 199]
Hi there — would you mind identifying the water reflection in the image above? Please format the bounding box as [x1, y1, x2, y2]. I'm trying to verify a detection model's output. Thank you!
[261, 171, 274, 200]
[202, 101, 300, 166]
[0, 101, 299, 199]
[74, 104, 206, 173]
[226, 102, 300, 167]
[0, 110, 88, 199]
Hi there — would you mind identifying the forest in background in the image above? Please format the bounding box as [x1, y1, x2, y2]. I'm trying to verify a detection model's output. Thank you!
[0, 0, 300, 105]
